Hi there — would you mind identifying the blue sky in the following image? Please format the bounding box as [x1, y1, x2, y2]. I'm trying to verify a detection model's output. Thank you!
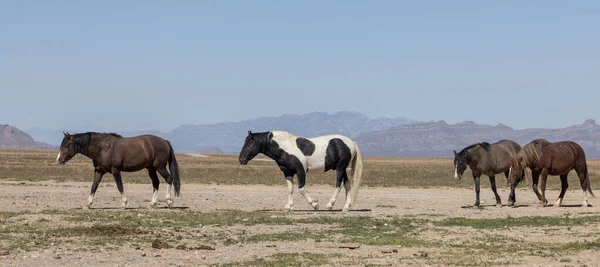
[1, 1, 598, 131]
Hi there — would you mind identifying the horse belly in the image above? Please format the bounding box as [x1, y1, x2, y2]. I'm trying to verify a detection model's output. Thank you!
[306, 157, 325, 171]
[305, 147, 327, 171]
[119, 157, 152, 172]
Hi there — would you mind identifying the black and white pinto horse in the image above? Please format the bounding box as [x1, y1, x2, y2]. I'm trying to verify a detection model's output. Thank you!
[239, 130, 364, 212]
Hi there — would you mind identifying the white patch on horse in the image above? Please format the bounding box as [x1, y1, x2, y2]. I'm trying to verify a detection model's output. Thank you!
[150, 189, 158, 206]
[271, 131, 356, 171]
[582, 190, 589, 207]
[326, 184, 343, 209]
[554, 198, 562, 207]
[298, 187, 318, 210]
[454, 166, 458, 179]
[87, 194, 94, 208]
[121, 192, 128, 208]
[166, 184, 173, 207]
[56, 151, 61, 162]
[285, 176, 294, 210]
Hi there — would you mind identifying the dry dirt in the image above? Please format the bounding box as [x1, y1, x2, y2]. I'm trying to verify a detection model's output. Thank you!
[1, 181, 599, 266]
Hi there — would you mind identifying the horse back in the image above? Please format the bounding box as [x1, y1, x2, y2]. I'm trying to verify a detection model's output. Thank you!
[480, 140, 521, 172]
[548, 141, 586, 164]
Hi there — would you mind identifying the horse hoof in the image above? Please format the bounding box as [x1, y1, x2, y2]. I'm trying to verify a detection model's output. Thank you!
[166, 200, 174, 208]
[311, 202, 319, 211]
[148, 202, 158, 208]
[325, 206, 333, 211]
[342, 207, 350, 212]
[82, 205, 90, 210]
[582, 202, 589, 208]
[284, 206, 294, 212]
[496, 203, 503, 208]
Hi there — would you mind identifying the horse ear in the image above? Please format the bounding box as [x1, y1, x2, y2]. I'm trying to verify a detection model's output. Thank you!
[268, 132, 273, 139]
[64, 132, 71, 139]
[453, 150, 457, 156]
[248, 130, 253, 136]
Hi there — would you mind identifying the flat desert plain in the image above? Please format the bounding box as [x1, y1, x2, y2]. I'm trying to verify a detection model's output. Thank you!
[1, 150, 600, 267]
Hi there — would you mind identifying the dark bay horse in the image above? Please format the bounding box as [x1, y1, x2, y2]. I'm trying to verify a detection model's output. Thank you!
[507, 139, 594, 207]
[238, 130, 363, 212]
[56, 132, 181, 209]
[453, 140, 521, 207]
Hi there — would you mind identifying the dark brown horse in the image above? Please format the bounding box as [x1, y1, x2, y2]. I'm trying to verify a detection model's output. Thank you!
[507, 139, 594, 207]
[453, 140, 521, 207]
[56, 132, 181, 209]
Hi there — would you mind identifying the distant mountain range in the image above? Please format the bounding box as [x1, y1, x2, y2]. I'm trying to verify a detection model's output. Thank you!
[24, 111, 414, 153]
[12, 114, 600, 159]
[354, 119, 600, 158]
[0, 124, 53, 149]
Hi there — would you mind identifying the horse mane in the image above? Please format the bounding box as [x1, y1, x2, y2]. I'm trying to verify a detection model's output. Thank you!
[479, 142, 491, 150]
[458, 142, 490, 156]
[519, 139, 549, 167]
[65, 132, 122, 154]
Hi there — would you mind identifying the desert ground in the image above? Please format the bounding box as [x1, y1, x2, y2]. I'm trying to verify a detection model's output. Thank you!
[1, 150, 600, 266]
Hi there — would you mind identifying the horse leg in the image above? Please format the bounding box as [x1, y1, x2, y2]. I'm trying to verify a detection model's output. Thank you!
[85, 170, 105, 209]
[112, 170, 127, 209]
[157, 168, 174, 207]
[489, 175, 502, 207]
[297, 168, 319, 210]
[472, 172, 481, 207]
[147, 168, 160, 207]
[284, 175, 294, 211]
[554, 174, 568, 207]
[326, 168, 346, 210]
[342, 172, 352, 212]
[531, 170, 543, 202]
[539, 169, 549, 207]
[575, 167, 589, 207]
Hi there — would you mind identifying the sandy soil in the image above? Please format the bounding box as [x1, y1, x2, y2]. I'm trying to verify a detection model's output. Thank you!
[0, 181, 598, 266]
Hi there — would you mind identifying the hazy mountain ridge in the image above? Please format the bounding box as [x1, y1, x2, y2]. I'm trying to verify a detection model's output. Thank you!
[167, 111, 414, 152]
[25, 111, 414, 153]
[0, 124, 54, 149]
[354, 119, 600, 158]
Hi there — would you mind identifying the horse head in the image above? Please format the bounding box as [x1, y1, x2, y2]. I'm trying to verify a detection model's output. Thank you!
[453, 150, 468, 180]
[239, 130, 269, 165]
[508, 156, 526, 188]
[56, 132, 77, 164]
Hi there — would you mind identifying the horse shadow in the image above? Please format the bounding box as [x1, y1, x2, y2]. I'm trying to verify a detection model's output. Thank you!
[257, 208, 372, 213]
[74, 206, 190, 210]
[460, 204, 531, 209]
[552, 204, 593, 208]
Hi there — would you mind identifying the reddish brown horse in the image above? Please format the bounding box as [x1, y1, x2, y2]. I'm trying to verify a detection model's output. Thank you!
[56, 132, 181, 209]
[507, 139, 594, 207]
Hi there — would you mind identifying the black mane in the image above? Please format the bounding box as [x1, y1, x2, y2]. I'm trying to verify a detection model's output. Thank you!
[251, 131, 273, 150]
[62, 132, 123, 154]
[458, 142, 490, 156]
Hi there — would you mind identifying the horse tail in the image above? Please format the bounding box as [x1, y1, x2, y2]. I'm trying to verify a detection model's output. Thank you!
[350, 143, 364, 208]
[585, 165, 595, 198]
[167, 141, 181, 197]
